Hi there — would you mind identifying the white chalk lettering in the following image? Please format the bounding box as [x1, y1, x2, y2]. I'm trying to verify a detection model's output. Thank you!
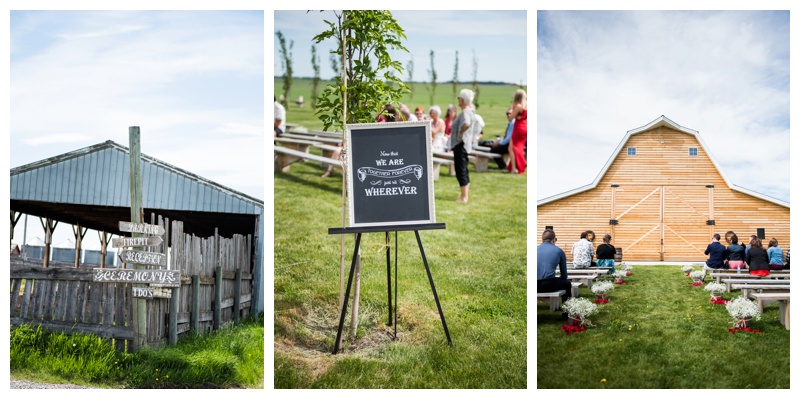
[364, 186, 418, 196]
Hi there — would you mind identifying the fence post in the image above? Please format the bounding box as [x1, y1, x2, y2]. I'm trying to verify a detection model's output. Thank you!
[214, 266, 222, 330]
[191, 275, 200, 333]
[169, 285, 179, 345]
[234, 268, 241, 324]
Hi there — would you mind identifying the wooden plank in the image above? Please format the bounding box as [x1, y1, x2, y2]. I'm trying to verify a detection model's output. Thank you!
[45, 279, 57, 321]
[89, 281, 101, 325]
[103, 283, 115, 326]
[191, 275, 200, 333]
[77, 281, 90, 323]
[118, 221, 165, 236]
[117, 250, 167, 267]
[20, 279, 33, 319]
[54, 280, 68, 321]
[11, 264, 94, 281]
[64, 280, 77, 322]
[10, 279, 21, 316]
[115, 283, 127, 352]
[111, 236, 164, 248]
[93, 268, 180, 284]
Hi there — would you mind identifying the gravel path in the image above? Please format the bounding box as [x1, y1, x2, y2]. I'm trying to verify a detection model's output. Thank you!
[10, 379, 99, 389]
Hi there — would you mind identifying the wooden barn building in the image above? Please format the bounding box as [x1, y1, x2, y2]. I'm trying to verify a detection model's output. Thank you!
[537, 116, 790, 262]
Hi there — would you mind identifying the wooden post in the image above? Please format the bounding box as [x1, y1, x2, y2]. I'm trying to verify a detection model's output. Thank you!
[214, 265, 222, 331]
[191, 275, 200, 333]
[40, 218, 57, 268]
[98, 231, 111, 268]
[73, 224, 87, 268]
[129, 126, 147, 352]
[234, 268, 242, 324]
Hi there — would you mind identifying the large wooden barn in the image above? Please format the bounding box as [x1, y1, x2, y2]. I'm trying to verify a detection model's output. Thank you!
[537, 116, 790, 262]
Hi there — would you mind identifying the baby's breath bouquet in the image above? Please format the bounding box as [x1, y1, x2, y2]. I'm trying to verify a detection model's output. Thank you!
[612, 270, 627, 284]
[681, 265, 694, 275]
[725, 296, 761, 328]
[704, 282, 726, 302]
[591, 281, 614, 303]
[623, 264, 633, 276]
[689, 270, 705, 285]
[561, 297, 598, 327]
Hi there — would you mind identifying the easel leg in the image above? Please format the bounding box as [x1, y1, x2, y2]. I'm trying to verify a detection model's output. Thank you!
[333, 233, 362, 354]
[394, 231, 398, 339]
[414, 230, 452, 345]
[386, 232, 392, 326]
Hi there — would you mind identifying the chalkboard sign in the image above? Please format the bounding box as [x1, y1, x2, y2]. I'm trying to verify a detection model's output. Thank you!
[346, 121, 435, 227]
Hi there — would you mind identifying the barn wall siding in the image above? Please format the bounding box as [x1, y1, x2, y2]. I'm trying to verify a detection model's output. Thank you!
[538, 127, 790, 262]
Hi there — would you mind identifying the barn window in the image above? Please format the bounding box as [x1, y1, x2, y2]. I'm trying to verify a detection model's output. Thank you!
[689, 147, 698, 156]
[627, 147, 636, 156]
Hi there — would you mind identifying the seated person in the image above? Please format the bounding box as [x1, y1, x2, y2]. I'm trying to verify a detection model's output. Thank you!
[571, 231, 594, 269]
[537, 229, 570, 320]
[726, 234, 746, 271]
[704, 233, 727, 271]
[594, 234, 616, 274]
[479, 109, 514, 169]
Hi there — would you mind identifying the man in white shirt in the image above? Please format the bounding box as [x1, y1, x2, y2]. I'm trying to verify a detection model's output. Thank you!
[571, 231, 595, 268]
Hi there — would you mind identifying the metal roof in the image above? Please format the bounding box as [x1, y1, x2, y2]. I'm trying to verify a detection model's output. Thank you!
[537, 116, 790, 208]
[11, 140, 264, 238]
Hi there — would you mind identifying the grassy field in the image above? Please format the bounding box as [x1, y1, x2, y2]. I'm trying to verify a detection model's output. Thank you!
[536, 266, 790, 389]
[10, 315, 264, 388]
[273, 144, 527, 388]
[275, 77, 525, 135]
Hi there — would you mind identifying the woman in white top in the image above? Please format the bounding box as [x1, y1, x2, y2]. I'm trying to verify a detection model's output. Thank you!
[429, 105, 446, 152]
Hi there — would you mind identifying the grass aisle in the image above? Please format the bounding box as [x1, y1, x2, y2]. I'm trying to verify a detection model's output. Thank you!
[536, 266, 789, 389]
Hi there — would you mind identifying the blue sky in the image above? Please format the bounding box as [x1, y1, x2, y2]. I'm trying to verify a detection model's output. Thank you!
[538, 10, 790, 204]
[274, 10, 528, 85]
[8, 9, 264, 249]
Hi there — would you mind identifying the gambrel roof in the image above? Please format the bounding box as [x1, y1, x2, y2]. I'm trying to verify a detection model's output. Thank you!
[537, 116, 789, 208]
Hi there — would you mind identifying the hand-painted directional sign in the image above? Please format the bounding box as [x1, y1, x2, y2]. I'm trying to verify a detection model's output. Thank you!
[94, 268, 181, 285]
[132, 287, 173, 299]
[118, 221, 165, 236]
[111, 236, 164, 248]
[117, 249, 167, 266]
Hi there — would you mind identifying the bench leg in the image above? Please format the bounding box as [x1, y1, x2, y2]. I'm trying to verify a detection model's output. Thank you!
[448, 163, 456, 176]
[779, 301, 789, 330]
[549, 297, 560, 312]
[432, 163, 441, 181]
[571, 286, 579, 298]
[473, 158, 489, 173]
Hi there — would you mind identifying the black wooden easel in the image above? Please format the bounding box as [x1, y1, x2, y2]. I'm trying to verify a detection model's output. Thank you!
[328, 223, 451, 354]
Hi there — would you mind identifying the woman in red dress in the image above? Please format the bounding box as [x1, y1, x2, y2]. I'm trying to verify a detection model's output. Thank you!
[444, 104, 457, 137]
[507, 89, 527, 174]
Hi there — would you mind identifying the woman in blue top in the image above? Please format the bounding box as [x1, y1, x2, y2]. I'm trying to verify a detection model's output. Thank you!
[767, 238, 784, 270]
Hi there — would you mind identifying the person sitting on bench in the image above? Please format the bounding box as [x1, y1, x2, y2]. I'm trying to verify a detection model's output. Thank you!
[537, 229, 570, 320]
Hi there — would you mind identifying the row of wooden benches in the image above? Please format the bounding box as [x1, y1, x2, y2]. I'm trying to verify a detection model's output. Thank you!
[538, 268, 790, 330]
[275, 129, 508, 177]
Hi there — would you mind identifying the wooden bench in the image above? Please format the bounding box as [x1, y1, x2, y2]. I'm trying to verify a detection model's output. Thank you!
[433, 150, 502, 173]
[282, 133, 342, 145]
[558, 273, 598, 289]
[313, 143, 342, 159]
[274, 137, 320, 153]
[730, 283, 790, 298]
[432, 157, 454, 181]
[748, 292, 790, 330]
[709, 271, 789, 283]
[722, 278, 790, 293]
[274, 146, 341, 173]
[537, 290, 566, 312]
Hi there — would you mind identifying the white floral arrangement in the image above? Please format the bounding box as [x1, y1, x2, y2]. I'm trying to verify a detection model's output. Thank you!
[681, 265, 694, 273]
[561, 297, 598, 319]
[704, 282, 726, 297]
[623, 265, 633, 272]
[689, 270, 705, 281]
[612, 270, 627, 280]
[591, 281, 614, 296]
[725, 296, 762, 326]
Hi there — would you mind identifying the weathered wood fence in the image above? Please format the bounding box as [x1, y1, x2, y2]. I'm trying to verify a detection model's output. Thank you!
[10, 217, 253, 352]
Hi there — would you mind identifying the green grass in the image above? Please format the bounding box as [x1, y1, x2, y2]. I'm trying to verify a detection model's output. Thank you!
[537, 267, 790, 389]
[10, 315, 264, 388]
[276, 77, 524, 135]
[274, 154, 527, 388]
